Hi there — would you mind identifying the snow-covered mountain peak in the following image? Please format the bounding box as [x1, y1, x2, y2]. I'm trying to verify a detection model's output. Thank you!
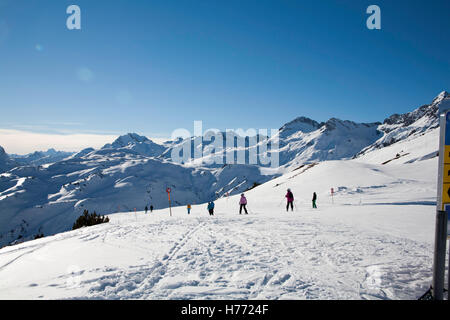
[433, 90, 449, 104]
[356, 91, 447, 157]
[434, 91, 450, 114]
[382, 94, 441, 129]
[9, 149, 74, 166]
[322, 118, 380, 132]
[100, 133, 166, 157]
[280, 117, 321, 134]
[381, 91, 449, 129]
[323, 117, 347, 130]
[45, 148, 58, 155]
[0, 145, 16, 173]
[382, 104, 436, 127]
[103, 133, 150, 149]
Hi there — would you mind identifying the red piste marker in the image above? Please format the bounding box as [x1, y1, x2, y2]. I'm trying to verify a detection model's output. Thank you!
[166, 188, 172, 216]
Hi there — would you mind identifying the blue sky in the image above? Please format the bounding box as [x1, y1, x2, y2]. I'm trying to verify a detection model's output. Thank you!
[0, 0, 449, 153]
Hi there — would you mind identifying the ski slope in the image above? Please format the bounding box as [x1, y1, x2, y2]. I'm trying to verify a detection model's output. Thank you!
[0, 92, 445, 247]
[0, 148, 438, 300]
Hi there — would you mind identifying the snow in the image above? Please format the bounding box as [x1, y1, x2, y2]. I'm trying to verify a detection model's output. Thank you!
[0, 91, 447, 300]
[0, 149, 276, 247]
[357, 128, 438, 165]
[9, 149, 74, 166]
[0, 92, 444, 247]
[0, 177, 27, 201]
[0, 145, 439, 299]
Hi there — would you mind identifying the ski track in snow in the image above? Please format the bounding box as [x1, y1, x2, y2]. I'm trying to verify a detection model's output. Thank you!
[0, 244, 46, 272]
[0, 150, 438, 300]
[7, 210, 429, 300]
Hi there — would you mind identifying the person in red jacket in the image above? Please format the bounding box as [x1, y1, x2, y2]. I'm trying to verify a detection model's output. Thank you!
[286, 189, 294, 212]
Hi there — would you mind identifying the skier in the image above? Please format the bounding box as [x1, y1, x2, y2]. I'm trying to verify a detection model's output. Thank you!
[312, 192, 317, 208]
[145, 206, 148, 214]
[150, 205, 154, 213]
[187, 204, 191, 215]
[207, 201, 215, 216]
[239, 193, 248, 214]
[285, 188, 294, 212]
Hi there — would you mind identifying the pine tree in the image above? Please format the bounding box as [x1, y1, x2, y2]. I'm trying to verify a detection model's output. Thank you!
[72, 210, 110, 230]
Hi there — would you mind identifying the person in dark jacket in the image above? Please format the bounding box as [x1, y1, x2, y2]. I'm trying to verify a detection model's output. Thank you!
[286, 189, 294, 212]
[150, 205, 154, 213]
[312, 192, 317, 208]
[207, 201, 215, 216]
[145, 206, 148, 214]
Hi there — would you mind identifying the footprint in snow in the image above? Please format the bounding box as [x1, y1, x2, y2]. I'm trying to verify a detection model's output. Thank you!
[270, 274, 291, 285]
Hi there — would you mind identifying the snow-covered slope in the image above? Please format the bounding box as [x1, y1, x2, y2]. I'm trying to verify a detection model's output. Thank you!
[0, 90, 445, 299]
[0, 143, 437, 299]
[66, 148, 95, 160]
[0, 91, 446, 249]
[0, 140, 276, 247]
[357, 127, 439, 166]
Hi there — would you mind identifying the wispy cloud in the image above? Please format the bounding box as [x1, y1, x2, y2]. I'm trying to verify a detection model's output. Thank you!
[0, 123, 123, 136]
[0, 129, 118, 155]
[0, 128, 171, 154]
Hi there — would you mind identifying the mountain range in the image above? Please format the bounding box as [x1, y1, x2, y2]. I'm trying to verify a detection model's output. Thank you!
[0, 90, 448, 247]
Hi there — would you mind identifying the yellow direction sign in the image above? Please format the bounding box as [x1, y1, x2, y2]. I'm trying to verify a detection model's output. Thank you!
[434, 109, 450, 300]
[443, 164, 450, 183]
[437, 111, 450, 238]
[442, 184, 450, 204]
[444, 145, 450, 164]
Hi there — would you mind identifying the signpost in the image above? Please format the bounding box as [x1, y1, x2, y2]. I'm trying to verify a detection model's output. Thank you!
[433, 110, 450, 300]
[166, 187, 172, 217]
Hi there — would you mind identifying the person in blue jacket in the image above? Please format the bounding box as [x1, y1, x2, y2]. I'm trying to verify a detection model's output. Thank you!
[207, 201, 215, 216]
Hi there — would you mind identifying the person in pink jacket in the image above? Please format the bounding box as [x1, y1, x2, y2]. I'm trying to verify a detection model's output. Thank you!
[239, 193, 248, 215]
[286, 188, 294, 212]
